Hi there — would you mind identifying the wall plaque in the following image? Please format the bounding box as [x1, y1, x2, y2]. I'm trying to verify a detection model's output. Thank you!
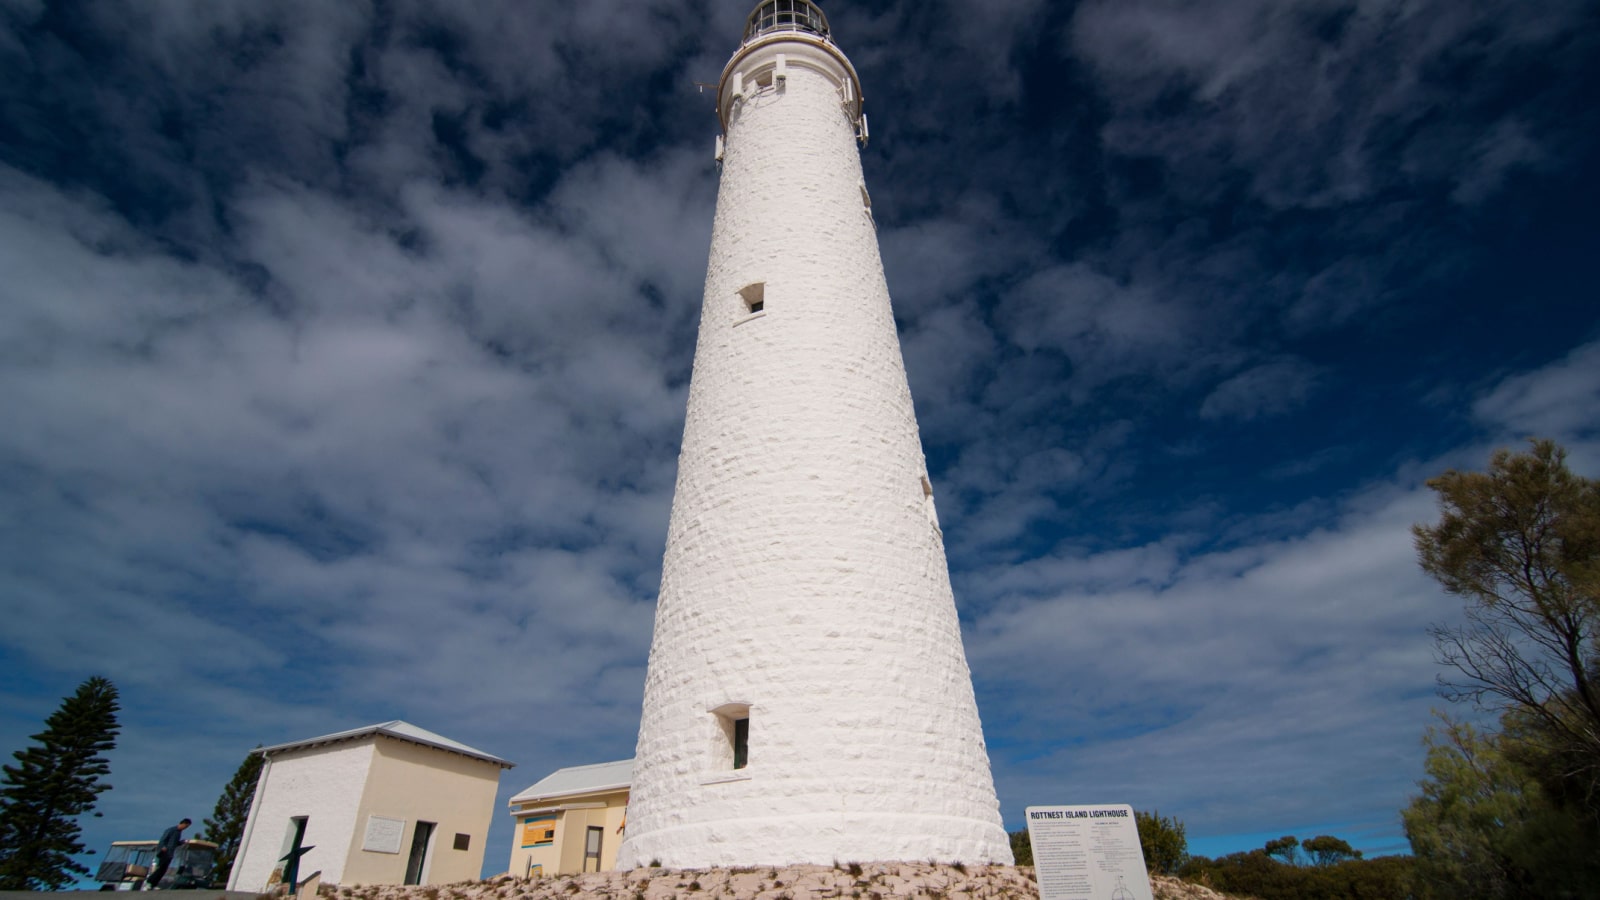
[1026, 804, 1153, 900]
[362, 815, 406, 854]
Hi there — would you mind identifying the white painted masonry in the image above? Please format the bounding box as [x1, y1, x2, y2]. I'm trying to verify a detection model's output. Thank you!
[616, 2, 1012, 869]
[230, 742, 374, 890]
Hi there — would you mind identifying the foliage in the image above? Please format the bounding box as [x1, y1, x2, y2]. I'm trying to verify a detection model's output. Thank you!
[1404, 440, 1600, 897]
[1402, 717, 1600, 899]
[0, 676, 121, 890]
[1006, 828, 1032, 867]
[1413, 439, 1600, 821]
[1180, 846, 1415, 900]
[1302, 834, 1361, 867]
[201, 748, 265, 885]
[1262, 835, 1300, 866]
[1133, 809, 1188, 875]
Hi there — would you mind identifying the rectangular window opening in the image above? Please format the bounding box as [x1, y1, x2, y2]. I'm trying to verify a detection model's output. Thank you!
[733, 717, 750, 770]
[710, 702, 752, 773]
[738, 282, 765, 315]
[452, 833, 470, 851]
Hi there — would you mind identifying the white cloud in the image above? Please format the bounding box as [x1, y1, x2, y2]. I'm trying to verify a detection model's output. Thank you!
[999, 263, 1197, 384]
[1450, 118, 1548, 206]
[1071, 0, 1592, 209]
[0, 144, 698, 861]
[1473, 337, 1600, 445]
[967, 477, 1450, 840]
[1199, 358, 1321, 421]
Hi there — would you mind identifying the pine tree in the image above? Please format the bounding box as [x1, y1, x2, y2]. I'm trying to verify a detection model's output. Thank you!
[0, 676, 121, 890]
[200, 748, 264, 885]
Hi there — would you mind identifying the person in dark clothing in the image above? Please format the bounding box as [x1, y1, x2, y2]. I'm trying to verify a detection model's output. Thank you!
[145, 818, 190, 890]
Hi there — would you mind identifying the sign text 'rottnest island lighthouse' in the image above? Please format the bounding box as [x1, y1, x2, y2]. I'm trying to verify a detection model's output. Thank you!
[617, 0, 1012, 868]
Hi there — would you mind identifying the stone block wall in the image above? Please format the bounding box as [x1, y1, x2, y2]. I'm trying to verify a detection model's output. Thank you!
[617, 31, 1010, 869]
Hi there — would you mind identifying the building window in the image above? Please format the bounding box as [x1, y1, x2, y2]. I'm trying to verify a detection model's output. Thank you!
[452, 833, 470, 851]
[745, 0, 830, 42]
[738, 282, 765, 315]
[710, 702, 751, 772]
[733, 716, 750, 770]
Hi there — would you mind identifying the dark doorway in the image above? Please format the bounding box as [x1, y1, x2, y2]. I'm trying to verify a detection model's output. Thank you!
[404, 821, 435, 885]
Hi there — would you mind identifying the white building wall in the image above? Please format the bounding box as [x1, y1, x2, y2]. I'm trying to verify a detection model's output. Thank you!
[617, 27, 1011, 869]
[229, 742, 375, 891]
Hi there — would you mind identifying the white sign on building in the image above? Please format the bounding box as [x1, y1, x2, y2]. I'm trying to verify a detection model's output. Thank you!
[361, 815, 406, 854]
[1026, 804, 1153, 900]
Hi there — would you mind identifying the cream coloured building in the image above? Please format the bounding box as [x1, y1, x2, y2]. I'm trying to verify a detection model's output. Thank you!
[506, 759, 631, 877]
[229, 721, 514, 892]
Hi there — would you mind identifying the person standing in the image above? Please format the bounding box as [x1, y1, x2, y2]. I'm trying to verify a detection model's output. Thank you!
[144, 818, 189, 890]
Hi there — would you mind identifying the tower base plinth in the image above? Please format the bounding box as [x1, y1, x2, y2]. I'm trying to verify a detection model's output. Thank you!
[617, 811, 1012, 869]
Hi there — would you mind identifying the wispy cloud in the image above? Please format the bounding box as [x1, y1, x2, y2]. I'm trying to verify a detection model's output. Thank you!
[1071, 0, 1592, 209]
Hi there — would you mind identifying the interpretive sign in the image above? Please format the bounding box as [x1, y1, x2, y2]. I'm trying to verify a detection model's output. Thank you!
[1026, 805, 1153, 900]
[362, 815, 406, 854]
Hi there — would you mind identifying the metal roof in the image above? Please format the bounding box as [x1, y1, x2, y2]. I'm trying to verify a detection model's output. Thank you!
[508, 758, 633, 806]
[258, 720, 514, 768]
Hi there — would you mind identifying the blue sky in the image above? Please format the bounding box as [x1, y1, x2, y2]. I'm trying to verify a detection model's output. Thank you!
[2, 0, 1599, 879]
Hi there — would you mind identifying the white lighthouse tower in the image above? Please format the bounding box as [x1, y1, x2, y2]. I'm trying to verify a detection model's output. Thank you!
[617, 1, 1012, 868]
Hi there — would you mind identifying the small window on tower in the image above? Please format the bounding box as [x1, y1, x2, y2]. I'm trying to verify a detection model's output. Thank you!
[733, 717, 750, 769]
[755, 69, 773, 89]
[738, 282, 765, 315]
[710, 702, 751, 772]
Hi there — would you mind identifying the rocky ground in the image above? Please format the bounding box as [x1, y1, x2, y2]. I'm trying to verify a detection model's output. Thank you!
[325, 864, 1237, 900]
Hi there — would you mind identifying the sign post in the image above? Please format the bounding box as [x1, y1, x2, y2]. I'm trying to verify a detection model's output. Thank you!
[1025, 804, 1153, 900]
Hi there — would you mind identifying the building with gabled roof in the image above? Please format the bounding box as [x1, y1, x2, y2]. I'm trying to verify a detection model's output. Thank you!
[507, 759, 632, 877]
[229, 720, 514, 891]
